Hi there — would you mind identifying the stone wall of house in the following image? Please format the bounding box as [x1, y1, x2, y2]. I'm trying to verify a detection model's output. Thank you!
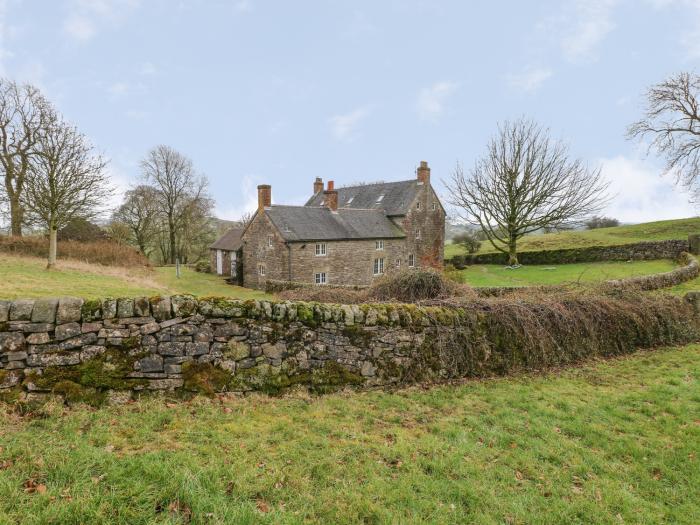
[448, 239, 691, 267]
[241, 212, 290, 289]
[396, 183, 445, 268]
[1, 293, 699, 405]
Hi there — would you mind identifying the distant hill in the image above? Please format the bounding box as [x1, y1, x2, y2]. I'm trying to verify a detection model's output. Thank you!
[445, 216, 700, 258]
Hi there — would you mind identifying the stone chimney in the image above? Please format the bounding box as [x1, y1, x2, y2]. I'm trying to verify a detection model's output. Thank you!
[417, 160, 430, 184]
[257, 184, 271, 211]
[324, 188, 338, 212]
[327, 180, 334, 190]
[314, 177, 323, 194]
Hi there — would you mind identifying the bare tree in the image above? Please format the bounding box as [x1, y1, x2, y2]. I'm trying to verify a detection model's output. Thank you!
[447, 118, 609, 265]
[113, 185, 160, 256]
[239, 210, 254, 228]
[22, 119, 111, 268]
[628, 72, 700, 195]
[140, 145, 209, 264]
[0, 79, 56, 236]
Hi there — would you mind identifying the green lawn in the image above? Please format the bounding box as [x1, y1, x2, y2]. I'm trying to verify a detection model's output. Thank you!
[452, 260, 679, 288]
[445, 216, 700, 258]
[0, 255, 269, 300]
[1, 344, 698, 524]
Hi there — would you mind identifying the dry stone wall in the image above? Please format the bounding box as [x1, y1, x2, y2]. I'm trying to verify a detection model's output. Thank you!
[1, 294, 699, 405]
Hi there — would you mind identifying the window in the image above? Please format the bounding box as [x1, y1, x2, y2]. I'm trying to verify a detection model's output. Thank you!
[432, 202, 437, 211]
[373, 257, 385, 275]
[267, 235, 273, 247]
[376, 194, 384, 203]
[315, 272, 327, 285]
[416, 201, 421, 210]
[395, 258, 401, 268]
[258, 264, 266, 276]
[416, 229, 421, 240]
[375, 240, 384, 250]
[315, 243, 327, 256]
[408, 254, 415, 267]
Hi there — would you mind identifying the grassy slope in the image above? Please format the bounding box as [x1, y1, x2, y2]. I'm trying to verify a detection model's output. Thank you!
[0, 254, 269, 300]
[453, 260, 678, 288]
[0, 345, 698, 524]
[445, 216, 700, 258]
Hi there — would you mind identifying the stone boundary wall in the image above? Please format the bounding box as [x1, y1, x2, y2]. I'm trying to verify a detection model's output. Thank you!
[448, 239, 690, 268]
[605, 253, 699, 291]
[265, 279, 368, 294]
[1, 294, 699, 405]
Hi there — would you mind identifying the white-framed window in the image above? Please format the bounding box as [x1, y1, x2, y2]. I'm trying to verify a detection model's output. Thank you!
[408, 254, 415, 267]
[375, 240, 384, 250]
[416, 201, 421, 210]
[267, 235, 273, 247]
[416, 229, 421, 240]
[258, 263, 266, 276]
[315, 243, 327, 256]
[395, 258, 401, 268]
[432, 202, 437, 211]
[373, 257, 385, 275]
[315, 272, 327, 285]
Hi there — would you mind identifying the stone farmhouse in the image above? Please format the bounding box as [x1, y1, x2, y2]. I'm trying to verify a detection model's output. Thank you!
[210, 161, 445, 289]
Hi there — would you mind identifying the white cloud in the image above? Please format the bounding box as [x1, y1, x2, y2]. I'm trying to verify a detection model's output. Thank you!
[233, 0, 252, 13]
[108, 81, 129, 96]
[139, 62, 157, 76]
[329, 106, 371, 142]
[507, 67, 552, 92]
[599, 155, 697, 222]
[417, 81, 458, 121]
[215, 175, 261, 221]
[562, 0, 618, 62]
[63, 0, 141, 42]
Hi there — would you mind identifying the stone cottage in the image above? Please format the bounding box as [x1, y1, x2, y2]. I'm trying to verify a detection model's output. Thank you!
[209, 227, 243, 280]
[240, 161, 445, 289]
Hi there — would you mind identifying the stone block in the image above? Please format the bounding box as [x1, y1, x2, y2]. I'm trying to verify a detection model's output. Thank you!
[59, 332, 97, 350]
[55, 322, 82, 341]
[0, 370, 21, 389]
[193, 328, 213, 343]
[173, 324, 195, 336]
[102, 298, 117, 319]
[158, 342, 186, 356]
[26, 332, 51, 345]
[133, 297, 150, 317]
[172, 295, 198, 317]
[22, 323, 55, 333]
[27, 351, 81, 367]
[146, 378, 183, 390]
[164, 364, 181, 374]
[5, 351, 28, 361]
[0, 332, 25, 353]
[690, 234, 700, 256]
[226, 340, 250, 360]
[31, 298, 58, 323]
[360, 361, 376, 377]
[262, 341, 285, 360]
[185, 342, 210, 356]
[80, 345, 106, 361]
[137, 355, 164, 373]
[117, 298, 134, 318]
[9, 299, 34, 321]
[214, 322, 247, 339]
[81, 322, 103, 333]
[159, 317, 183, 329]
[0, 300, 9, 322]
[57, 297, 83, 324]
[151, 296, 172, 321]
[140, 322, 160, 335]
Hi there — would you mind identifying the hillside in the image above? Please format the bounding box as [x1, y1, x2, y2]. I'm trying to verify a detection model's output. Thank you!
[445, 217, 700, 258]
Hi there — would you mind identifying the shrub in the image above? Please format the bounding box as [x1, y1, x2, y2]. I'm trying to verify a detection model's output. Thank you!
[58, 218, 108, 242]
[585, 216, 620, 230]
[278, 286, 367, 304]
[0, 235, 150, 267]
[452, 231, 482, 254]
[194, 260, 211, 273]
[368, 268, 468, 303]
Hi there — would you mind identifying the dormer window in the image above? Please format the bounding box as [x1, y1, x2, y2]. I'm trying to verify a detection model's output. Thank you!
[376, 194, 384, 203]
[375, 240, 384, 250]
[432, 202, 437, 211]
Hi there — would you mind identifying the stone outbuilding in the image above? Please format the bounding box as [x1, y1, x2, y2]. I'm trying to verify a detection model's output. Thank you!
[240, 161, 446, 289]
[209, 227, 243, 281]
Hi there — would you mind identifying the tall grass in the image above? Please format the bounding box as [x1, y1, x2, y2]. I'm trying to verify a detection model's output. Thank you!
[0, 235, 150, 267]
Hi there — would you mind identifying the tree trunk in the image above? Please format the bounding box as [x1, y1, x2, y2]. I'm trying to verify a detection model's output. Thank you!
[9, 196, 23, 236]
[508, 238, 518, 266]
[47, 225, 58, 269]
[168, 217, 176, 265]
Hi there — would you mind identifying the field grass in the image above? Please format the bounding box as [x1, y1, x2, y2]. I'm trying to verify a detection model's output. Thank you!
[451, 259, 678, 288]
[445, 216, 700, 258]
[0, 344, 698, 524]
[0, 254, 269, 300]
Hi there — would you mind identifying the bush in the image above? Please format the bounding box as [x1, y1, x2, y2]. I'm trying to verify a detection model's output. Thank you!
[585, 216, 620, 230]
[452, 231, 482, 254]
[194, 260, 211, 273]
[368, 269, 468, 303]
[58, 218, 108, 242]
[0, 235, 150, 267]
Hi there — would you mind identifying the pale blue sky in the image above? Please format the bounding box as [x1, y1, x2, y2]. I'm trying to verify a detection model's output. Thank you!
[1, 0, 699, 223]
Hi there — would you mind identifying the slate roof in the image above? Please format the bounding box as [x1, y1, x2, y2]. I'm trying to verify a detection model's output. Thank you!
[209, 227, 244, 251]
[304, 180, 420, 216]
[264, 205, 404, 242]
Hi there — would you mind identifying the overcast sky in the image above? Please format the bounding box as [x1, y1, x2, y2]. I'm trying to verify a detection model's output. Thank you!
[1, 0, 699, 223]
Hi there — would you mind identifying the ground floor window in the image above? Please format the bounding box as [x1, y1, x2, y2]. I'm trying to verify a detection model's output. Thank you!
[395, 258, 401, 268]
[258, 263, 266, 276]
[408, 254, 415, 267]
[373, 257, 384, 275]
[315, 272, 327, 284]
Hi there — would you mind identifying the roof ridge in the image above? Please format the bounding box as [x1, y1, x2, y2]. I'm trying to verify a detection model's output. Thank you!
[337, 179, 416, 190]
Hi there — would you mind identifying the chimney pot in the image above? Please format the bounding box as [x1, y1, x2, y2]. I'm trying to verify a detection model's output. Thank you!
[327, 180, 334, 191]
[417, 160, 430, 184]
[323, 189, 338, 212]
[257, 184, 271, 211]
[313, 177, 323, 194]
